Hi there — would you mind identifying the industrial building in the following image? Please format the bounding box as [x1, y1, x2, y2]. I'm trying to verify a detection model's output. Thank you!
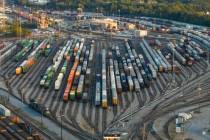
[28, 0, 50, 5]
[91, 18, 118, 30]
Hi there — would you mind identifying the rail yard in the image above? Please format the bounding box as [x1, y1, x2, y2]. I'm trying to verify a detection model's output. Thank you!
[1, 2, 210, 140]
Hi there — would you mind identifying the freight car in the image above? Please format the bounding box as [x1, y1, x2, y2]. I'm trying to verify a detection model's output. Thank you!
[0, 42, 13, 55]
[63, 39, 84, 101]
[95, 81, 101, 106]
[127, 76, 134, 91]
[101, 49, 107, 108]
[142, 39, 163, 72]
[109, 60, 118, 105]
[140, 42, 158, 71]
[147, 64, 157, 79]
[29, 99, 50, 117]
[0, 44, 17, 63]
[133, 78, 140, 92]
[77, 75, 84, 99]
[157, 50, 172, 71]
[167, 43, 186, 65]
[15, 40, 34, 62]
[82, 92, 88, 103]
[16, 40, 48, 75]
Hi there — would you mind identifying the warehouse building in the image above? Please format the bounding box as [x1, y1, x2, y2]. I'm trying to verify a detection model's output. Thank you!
[28, 0, 50, 5]
[91, 18, 118, 30]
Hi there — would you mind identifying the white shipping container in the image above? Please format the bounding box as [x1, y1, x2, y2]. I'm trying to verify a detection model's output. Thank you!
[0, 104, 11, 117]
[176, 126, 183, 133]
[58, 73, 64, 80]
[55, 79, 62, 90]
[176, 117, 184, 124]
[128, 76, 134, 91]
[134, 78, 140, 91]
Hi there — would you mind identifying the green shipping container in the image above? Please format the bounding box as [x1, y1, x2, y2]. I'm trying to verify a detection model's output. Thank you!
[47, 71, 53, 79]
[22, 65, 30, 73]
[44, 79, 50, 88]
[61, 67, 66, 74]
[63, 61, 67, 67]
[69, 91, 75, 101]
[44, 48, 51, 56]
[15, 51, 26, 61]
[76, 92, 82, 99]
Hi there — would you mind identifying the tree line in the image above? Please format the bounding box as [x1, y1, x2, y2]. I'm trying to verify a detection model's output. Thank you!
[19, 0, 210, 26]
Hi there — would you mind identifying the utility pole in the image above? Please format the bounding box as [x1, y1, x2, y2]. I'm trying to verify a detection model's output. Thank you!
[57, 109, 64, 140]
[38, 97, 43, 126]
[172, 41, 176, 86]
[21, 89, 23, 103]
[207, 48, 209, 69]
[127, 65, 133, 121]
[96, 7, 98, 19]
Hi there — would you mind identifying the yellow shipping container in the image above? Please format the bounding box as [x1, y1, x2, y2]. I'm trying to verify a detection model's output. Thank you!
[15, 67, 22, 75]
[102, 101, 108, 109]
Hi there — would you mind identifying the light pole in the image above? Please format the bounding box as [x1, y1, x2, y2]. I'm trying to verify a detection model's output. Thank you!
[118, 9, 120, 17]
[41, 108, 43, 126]
[96, 7, 98, 19]
[57, 110, 64, 140]
[169, 41, 176, 89]
[206, 48, 209, 69]
[19, 16, 22, 41]
[21, 88, 23, 103]
[128, 66, 133, 121]
[172, 42, 175, 84]
[197, 83, 202, 113]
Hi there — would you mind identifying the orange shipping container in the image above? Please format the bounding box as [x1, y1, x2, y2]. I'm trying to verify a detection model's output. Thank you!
[66, 55, 70, 61]
[74, 48, 79, 53]
[10, 116, 20, 124]
[27, 58, 36, 67]
[73, 62, 79, 69]
[63, 92, 69, 101]
[68, 71, 74, 82]
[63, 84, 71, 101]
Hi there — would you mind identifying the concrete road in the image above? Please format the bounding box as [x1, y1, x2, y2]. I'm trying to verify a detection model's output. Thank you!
[0, 76, 80, 140]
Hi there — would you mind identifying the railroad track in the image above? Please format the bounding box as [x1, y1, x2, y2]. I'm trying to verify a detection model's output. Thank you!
[2, 36, 210, 140]
[105, 69, 210, 134]
[134, 82, 210, 139]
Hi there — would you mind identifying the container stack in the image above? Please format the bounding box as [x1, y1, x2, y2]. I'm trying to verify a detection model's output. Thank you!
[63, 38, 85, 102]
[15, 40, 42, 75]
